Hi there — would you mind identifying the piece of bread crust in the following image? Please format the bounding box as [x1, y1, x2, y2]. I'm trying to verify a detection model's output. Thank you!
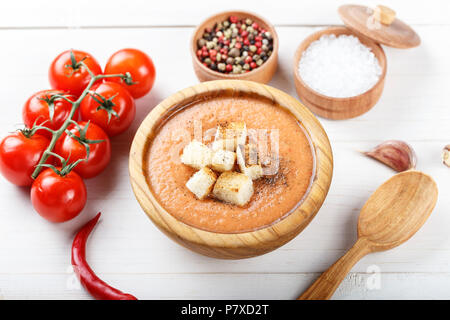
[214, 122, 247, 151]
[211, 138, 236, 152]
[180, 140, 213, 170]
[211, 149, 236, 172]
[186, 167, 217, 200]
[213, 171, 253, 206]
[236, 144, 263, 180]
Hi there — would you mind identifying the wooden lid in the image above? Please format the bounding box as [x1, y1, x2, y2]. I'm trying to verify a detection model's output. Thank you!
[338, 4, 420, 49]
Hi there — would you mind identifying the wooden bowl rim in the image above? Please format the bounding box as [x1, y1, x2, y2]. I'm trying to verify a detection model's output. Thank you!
[293, 26, 387, 102]
[190, 10, 279, 80]
[129, 80, 333, 249]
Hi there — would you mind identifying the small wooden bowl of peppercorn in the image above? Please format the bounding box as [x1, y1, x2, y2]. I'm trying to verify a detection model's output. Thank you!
[191, 11, 278, 83]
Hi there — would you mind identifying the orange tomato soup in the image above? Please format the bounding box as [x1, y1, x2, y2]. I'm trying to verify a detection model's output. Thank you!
[146, 96, 315, 233]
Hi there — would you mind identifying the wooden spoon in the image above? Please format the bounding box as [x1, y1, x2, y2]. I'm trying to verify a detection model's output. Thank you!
[299, 170, 438, 300]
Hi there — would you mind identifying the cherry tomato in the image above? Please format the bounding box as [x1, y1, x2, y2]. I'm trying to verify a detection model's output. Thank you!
[49, 50, 102, 97]
[0, 132, 50, 186]
[31, 168, 87, 223]
[80, 82, 136, 137]
[54, 121, 111, 179]
[104, 48, 155, 99]
[22, 90, 77, 139]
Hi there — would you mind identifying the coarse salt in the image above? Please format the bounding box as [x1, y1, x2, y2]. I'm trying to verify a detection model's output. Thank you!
[298, 34, 382, 98]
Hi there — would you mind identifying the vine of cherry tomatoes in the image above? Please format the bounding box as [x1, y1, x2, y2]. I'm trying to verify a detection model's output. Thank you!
[0, 48, 156, 223]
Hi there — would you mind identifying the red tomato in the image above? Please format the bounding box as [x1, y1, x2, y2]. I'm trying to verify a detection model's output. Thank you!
[104, 48, 155, 99]
[22, 90, 77, 139]
[54, 121, 111, 179]
[49, 50, 102, 97]
[31, 168, 87, 222]
[80, 82, 136, 137]
[0, 132, 50, 186]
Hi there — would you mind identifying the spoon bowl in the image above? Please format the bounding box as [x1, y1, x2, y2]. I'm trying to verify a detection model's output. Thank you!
[358, 170, 438, 251]
[299, 170, 438, 299]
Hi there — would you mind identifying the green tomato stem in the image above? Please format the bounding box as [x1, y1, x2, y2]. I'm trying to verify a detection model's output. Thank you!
[31, 67, 129, 179]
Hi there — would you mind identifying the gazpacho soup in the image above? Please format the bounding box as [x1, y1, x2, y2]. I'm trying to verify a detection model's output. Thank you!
[146, 93, 315, 233]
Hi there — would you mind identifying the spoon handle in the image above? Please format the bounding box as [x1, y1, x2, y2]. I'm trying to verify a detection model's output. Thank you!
[298, 237, 371, 300]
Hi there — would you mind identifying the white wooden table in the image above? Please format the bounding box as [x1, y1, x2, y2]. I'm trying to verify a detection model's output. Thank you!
[0, 0, 449, 300]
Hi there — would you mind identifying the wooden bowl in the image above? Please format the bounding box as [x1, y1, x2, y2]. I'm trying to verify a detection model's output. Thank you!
[293, 27, 387, 120]
[129, 80, 333, 259]
[191, 11, 278, 83]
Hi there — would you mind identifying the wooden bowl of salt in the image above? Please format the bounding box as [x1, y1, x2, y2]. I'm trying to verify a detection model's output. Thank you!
[293, 5, 420, 120]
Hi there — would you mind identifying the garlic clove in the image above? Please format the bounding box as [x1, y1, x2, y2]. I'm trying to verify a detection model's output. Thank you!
[443, 145, 450, 168]
[363, 140, 417, 172]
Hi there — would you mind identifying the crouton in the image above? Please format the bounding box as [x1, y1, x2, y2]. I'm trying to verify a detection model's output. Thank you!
[211, 138, 236, 152]
[211, 149, 236, 172]
[186, 167, 217, 200]
[256, 129, 280, 176]
[261, 153, 279, 176]
[180, 140, 213, 170]
[214, 121, 247, 151]
[213, 172, 253, 206]
[237, 144, 263, 180]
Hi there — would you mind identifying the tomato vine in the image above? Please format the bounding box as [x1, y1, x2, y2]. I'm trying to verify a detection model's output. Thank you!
[31, 52, 133, 179]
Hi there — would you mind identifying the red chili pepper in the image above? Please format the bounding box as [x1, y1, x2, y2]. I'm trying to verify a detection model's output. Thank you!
[71, 213, 137, 300]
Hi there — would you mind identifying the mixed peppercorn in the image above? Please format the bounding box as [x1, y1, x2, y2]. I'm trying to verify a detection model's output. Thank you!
[196, 16, 274, 74]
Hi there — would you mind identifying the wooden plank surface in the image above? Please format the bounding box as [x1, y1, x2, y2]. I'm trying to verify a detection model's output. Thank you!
[2, 273, 450, 300]
[0, 1, 449, 299]
[1, 0, 449, 27]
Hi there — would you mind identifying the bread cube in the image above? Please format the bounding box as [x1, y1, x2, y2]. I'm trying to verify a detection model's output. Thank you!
[237, 144, 263, 180]
[211, 138, 236, 152]
[261, 153, 279, 176]
[180, 140, 213, 170]
[214, 122, 247, 150]
[246, 129, 280, 176]
[186, 167, 217, 200]
[211, 149, 236, 172]
[213, 172, 253, 206]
